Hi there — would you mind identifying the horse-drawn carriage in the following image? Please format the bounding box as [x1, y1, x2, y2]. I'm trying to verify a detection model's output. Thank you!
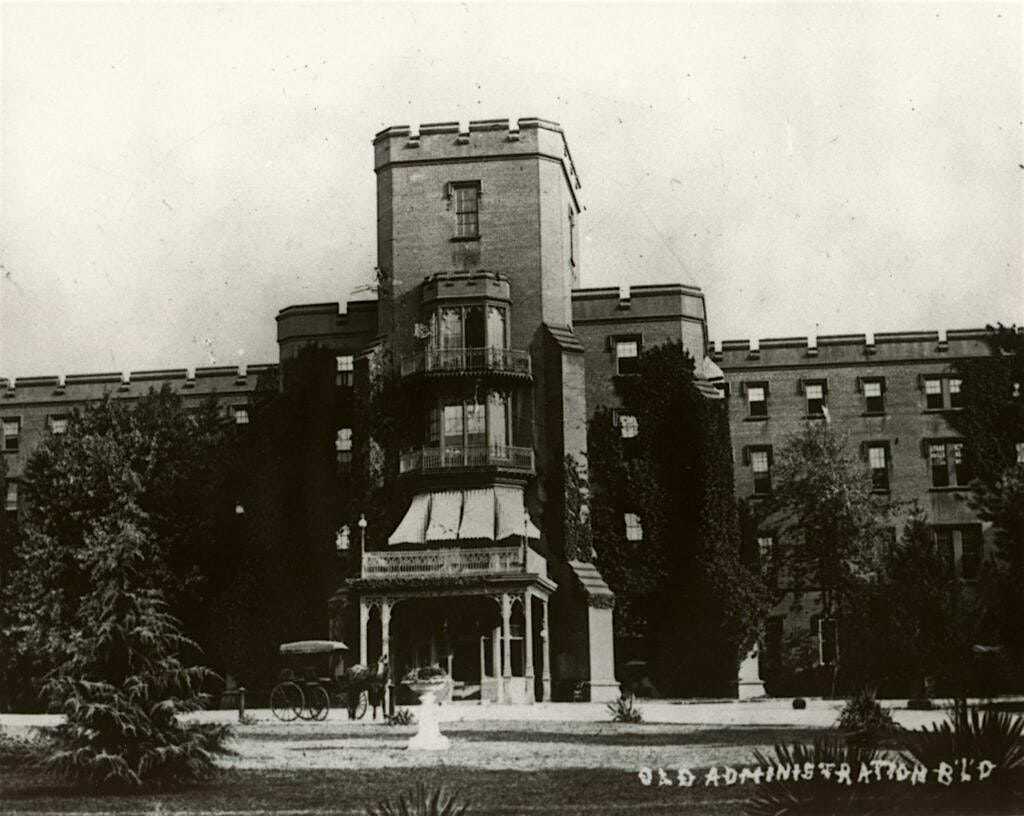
[269, 640, 388, 722]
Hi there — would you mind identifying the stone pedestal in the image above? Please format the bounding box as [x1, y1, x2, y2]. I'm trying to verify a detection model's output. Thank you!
[406, 684, 450, 751]
[737, 646, 766, 699]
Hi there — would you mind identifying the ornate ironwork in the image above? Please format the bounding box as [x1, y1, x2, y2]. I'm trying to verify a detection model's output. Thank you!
[399, 445, 534, 475]
[401, 347, 531, 378]
[362, 546, 527, 578]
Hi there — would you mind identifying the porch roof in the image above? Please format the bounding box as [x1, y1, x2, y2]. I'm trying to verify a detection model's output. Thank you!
[388, 486, 541, 546]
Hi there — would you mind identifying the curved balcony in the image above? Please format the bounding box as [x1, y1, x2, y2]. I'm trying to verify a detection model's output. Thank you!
[399, 444, 535, 476]
[400, 347, 532, 380]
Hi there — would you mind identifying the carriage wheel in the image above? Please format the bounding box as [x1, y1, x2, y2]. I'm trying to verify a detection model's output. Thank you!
[353, 689, 368, 720]
[270, 681, 304, 722]
[304, 685, 330, 721]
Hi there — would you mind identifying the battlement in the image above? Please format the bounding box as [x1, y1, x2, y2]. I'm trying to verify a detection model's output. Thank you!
[572, 283, 706, 324]
[709, 328, 992, 369]
[372, 117, 581, 190]
[275, 299, 379, 346]
[1, 364, 275, 406]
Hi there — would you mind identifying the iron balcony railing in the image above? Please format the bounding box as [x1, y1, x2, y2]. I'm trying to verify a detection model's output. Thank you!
[399, 445, 535, 475]
[361, 546, 547, 579]
[400, 347, 532, 378]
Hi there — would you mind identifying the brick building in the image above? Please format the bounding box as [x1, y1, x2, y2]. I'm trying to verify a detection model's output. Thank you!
[710, 330, 995, 682]
[0, 117, 998, 700]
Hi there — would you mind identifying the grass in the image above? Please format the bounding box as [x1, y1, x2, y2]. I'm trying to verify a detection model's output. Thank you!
[0, 766, 749, 814]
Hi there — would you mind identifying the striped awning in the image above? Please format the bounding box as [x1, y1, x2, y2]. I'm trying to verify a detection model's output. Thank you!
[388, 486, 541, 546]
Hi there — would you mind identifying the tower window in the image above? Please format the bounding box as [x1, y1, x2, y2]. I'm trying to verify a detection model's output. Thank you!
[232, 406, 249, 425]
[5, 481, 17, 515]
[924, 377, 944, 409]
[618, 413, 639, 439]
[49, 415, 69, 435]
[336, 427, 353, 467]
[948, 378, 964, 409]
[928, 440, 970, 487]
[451, 182, 480, 240]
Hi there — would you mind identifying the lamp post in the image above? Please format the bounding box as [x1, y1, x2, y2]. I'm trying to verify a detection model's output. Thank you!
[358, 513, 368, 557]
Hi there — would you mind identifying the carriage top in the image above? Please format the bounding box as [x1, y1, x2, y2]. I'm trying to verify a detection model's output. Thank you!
[278, 640, 349, 656]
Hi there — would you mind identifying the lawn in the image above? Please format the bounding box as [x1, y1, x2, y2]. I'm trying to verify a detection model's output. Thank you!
[2, 721, 1022, 815]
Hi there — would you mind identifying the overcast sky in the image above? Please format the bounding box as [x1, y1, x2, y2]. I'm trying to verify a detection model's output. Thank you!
[1, 2, 1021, 378]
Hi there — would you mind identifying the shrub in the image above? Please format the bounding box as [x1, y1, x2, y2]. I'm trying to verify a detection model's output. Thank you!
[402, 665, 449, 684]
[902, 700, 1024, 772]
[366, 783, 471, 816]
[838, 688, 900, 747]
[607, 695, 643, 723]
[745, 737, 903, 816]
[387, 707, 416, 726]
[0, 727, 38, 769]
[791, 697, 807, 710]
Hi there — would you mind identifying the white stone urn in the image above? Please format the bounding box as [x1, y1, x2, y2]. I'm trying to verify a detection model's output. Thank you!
[403, 676, 452, 751]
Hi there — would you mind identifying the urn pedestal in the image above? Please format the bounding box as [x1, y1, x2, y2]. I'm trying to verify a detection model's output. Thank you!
[404, 680, 451, 751]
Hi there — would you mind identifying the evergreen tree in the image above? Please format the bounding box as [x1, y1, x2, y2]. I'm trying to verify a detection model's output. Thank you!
[588, 341, 768, 696]
[40, 499, 230, 788]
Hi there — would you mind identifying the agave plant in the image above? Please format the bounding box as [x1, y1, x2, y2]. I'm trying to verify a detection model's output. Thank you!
[607, 694, 643, 723]
[901, 699, 1024, 771]
[386, 707, 417, 726]
[366, 783, 471, 816]
[745, 737, 902, 816]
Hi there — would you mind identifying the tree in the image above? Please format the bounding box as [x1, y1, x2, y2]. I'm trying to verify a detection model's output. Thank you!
[588, 341, 768, 696]
[757, 423, 895, 695]
[2, 389, 234, 706]
[949, 325, 1024, 680]
[40, 498, 230, 788]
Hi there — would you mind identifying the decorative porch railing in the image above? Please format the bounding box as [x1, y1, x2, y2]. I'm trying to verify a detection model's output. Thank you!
[400, 347, 532, 378]
[399, 445, 535, 475]
[362, 546, 531, 578]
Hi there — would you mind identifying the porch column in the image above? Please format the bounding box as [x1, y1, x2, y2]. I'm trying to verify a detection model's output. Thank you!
[359, 599, 370, 666]
[501, 592, 512, 703]
[492, 623, 502, 702]
[524, 591, 535, 703]
[541, 596, 551, 702]
[381, 601, 393, 712]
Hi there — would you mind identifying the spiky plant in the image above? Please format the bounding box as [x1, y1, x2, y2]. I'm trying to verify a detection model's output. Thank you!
[902, 699, 1024, 772]
[607, 694, 643, 723]
[38, 506, 231, 788]
[838, 688, 900, 747]
[745, 737, 901, 816]
[365, 783, 471, 816]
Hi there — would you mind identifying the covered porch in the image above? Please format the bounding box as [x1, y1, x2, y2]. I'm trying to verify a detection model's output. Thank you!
[358, 583, 555, 706]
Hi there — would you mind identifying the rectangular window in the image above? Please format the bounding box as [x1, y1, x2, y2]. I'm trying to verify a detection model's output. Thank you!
[624, 512, 643, 541]
[867, 444, 889, 491]
[49, 415, 68, 435]
[615, 339, 640, 375]
[336, 427, 353, 468]
[960, 526, 982, 581]
[2, 417, 20, 452]
[816, 617, 838, 666]
[925, 378, 944, 410]
[443, 405, 464, 445]
[948, 378, 963, 409]
[618, 413, 639, 439]
[427, 407, 441, 446]
[465, 402, 486, 445]
[4, 481, 17, 515]
[747, 385, 767, 418]
[750, 448, 772, 494]
[933, 527, 955, 565]
[929, 443, 950, 487]
[336, 355, 354, 387]
[863, 380, 885, 414]
[757, 535, 774, 563]
[487, 393, 509, 448]
[233, 406, 249, 425]
[1017, 441, 1024, 465]
[486, 306, 507, 350]
[805, 383, 825, 416]
[452, 182, 480, 239]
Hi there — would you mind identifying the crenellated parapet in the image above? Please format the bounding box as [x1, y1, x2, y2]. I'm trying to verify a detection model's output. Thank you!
[373, 117, 581, 193]
[0, 364, 275, 407]
[710, 328, 992, 369]
[275, 299, 379, 359]
[572, 283, 707, 324]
